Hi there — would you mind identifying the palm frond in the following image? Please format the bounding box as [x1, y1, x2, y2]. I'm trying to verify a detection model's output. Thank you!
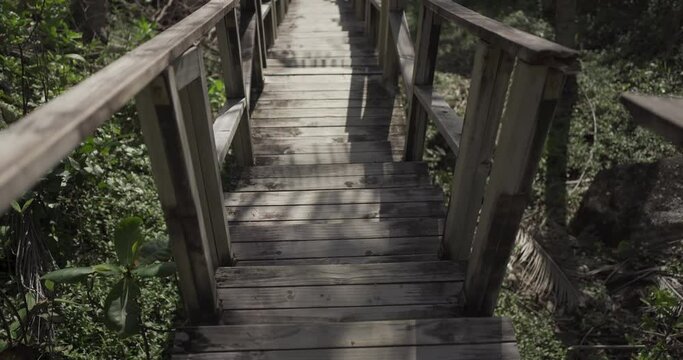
[512, 227, 582, 310]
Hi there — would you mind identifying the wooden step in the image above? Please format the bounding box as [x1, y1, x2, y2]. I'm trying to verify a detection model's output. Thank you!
[173, 318, 519, 359]
[228, 161, 429, 179]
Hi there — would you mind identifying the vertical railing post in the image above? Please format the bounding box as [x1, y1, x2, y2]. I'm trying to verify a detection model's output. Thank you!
[354, 0, 366, 21]
[380, 0, 406, 88]
[255, 0, 268, 67]
[442, 42, 514, 261]
[249, 0, 265, 92]
[264, 1, 278, 49]
[216, 8, 254, 166]
[135, 68, 218, 325]
[464, 62, 566, 316]
[404, 5, 441, 161]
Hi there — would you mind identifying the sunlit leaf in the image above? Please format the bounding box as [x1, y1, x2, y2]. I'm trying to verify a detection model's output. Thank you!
[104, 278, 140, 337]
[42, 267, 94, 283]
[133, 262, 176, 278]
[114, 217, 143, 266]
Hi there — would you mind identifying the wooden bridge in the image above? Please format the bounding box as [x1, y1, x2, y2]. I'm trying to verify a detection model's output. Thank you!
[0, 0, 600, 358]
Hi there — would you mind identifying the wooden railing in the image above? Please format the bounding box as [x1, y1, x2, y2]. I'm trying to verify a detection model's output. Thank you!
[357, 0, 579, 316]
[621, 93, 683, 148]
[0, 0, 289, 324]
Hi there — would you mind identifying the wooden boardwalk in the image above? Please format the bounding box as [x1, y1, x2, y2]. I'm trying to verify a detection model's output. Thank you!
[172, 0, 519, 358]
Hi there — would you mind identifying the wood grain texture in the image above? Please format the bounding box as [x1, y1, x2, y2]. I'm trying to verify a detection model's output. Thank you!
[0, 0, 237, 212]
[620, 92, 683, 147]
[424, 0, 577, 67]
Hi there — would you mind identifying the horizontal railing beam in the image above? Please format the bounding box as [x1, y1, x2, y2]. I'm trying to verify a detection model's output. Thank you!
[621, 93, 683, 147]
[0, 0, 237, 213]
[424, 0, 578, 69]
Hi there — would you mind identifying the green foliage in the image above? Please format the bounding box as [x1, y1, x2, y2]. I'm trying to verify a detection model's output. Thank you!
[634, 288, 683, 359]
[43, 217, 176, 338]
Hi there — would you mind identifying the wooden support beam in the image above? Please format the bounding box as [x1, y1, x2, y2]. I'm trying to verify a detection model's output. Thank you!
[443, 42, 514, 261]
[135, 69, 218, 325]
[173, 47, 233, 266]
[621, 93, 683, 147]
[216, 8, 254, 166]
[354, 0, 366, 21]
[384, 9, 414, 91]
[464, 61, 565, 316]
[404, 6, 441, 161]
[255, 0, 268, 67]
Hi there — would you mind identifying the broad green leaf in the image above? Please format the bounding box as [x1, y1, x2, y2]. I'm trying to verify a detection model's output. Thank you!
[133, 262, 176, 278]
[114, 217, 143, 266]
[42, 267, 94, 283]
[44, 279, 55, 291]
[104, 278, 140, 336]
[10, 201, 21, 213]
[93, 263, 123, 276]
[65, 53, 86, 62]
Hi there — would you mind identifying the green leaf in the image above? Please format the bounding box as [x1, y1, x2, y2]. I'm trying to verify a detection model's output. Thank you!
[21, 198, 33, 212]
[44, 279, 55, 291]
[133, 262, 176, 278]
[104, 278, 140, 336]
[42, 267, 94, 283]
[10, 201, 21, 213]
[93, 263, 123, 276]
[114, 217, 143, 266]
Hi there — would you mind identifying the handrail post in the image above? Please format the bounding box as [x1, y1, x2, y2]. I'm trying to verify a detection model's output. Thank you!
[248, 0, 265, 92]
[380, 0, 406, 88]
[255, 0, 268, 67]
[216, 8, 254, 166]
[442, 42, 514, 261]
[354, 0, 366, 21]
[135, 68, 219, 325]
[463, 62, 566, 316]
[404, 5, 441, 161]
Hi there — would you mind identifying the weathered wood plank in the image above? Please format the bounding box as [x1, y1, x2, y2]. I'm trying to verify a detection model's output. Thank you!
[413, 85, 463, 152]
[221, 304, 460, 324]
[425, 0, 577, 67]
[252, 125, 405, 139]
[172, 342, 520, 360]
[620, 93, 683, 147]
[229, 218, 442, 242]
[254, 98, 399, 109]
[212, 99, 246, 162]
[252, 140, 403, 154]
[252, 107, 400, 118]
[229, 173, 431, 192]
[225, 201, 444, 222]
[174, 318, 514, 352]
[228, 161, 428, 178]
[216, 261, 464, 287]
[0, 0, 238, 212]
[232, 236, 441, 260]
[464, 62, 566, 316]
[237, 254, 440, 266]
[254, 151, 401, 165]
[404, 6, 441, 161]
[443, 43, 513, 261]
[218, 282, 461, 309]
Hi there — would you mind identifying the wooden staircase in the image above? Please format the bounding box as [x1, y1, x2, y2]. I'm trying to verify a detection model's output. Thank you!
[171, 0, 519, 358]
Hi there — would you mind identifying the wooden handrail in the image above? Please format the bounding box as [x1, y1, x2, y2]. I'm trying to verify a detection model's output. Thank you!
[0, 0, 289, 324]
[424, 0, 578, 69]
[621, 92, 683, 147]
[0, 0, 237, 213]
[363, 0, 578, 317]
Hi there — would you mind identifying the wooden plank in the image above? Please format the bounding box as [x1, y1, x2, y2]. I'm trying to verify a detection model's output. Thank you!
[228, 161, 428, 178]
[0, 0, 237, 213]
[404, 6, 441, 161]
[174, 47, 232, 266]
[216, 8, 253, 165]
[413, 85, 463, 152]
[254, 151, 401, 165]
[174, 318, 514, 352]
[464, 62, 566, 316]
[263, 66, 382, 75]
[230, 218, 442, 242]
[252, 140, 403, 154]
[269, 49, 377, 57]
[221, 304, 460, 324]
[229, 173, 431, 192]
[253, 135, 405, 146]
[212, 99, 246, 162]
[216, 261, 464, 287]
[261, 82, 391, 92]
[218, 282, 461, 309]
[254, 98, 398, 109]
[232, 237, 441, 260]
[425, 0, 578, 68]
[391, 10, 416, 91]
[252, 125, 405, 139]
[267, 57, 378, 67]
[135, 72, 217, 324]
[252, 107, 400, 118]
[258, 89, 392, 100]
[443, 43, 514, 261]
[621, 92, 683, 147]
[225, 202, 444, 222]
[237, 254, 440, 266]
[172, 342, 520, 360]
